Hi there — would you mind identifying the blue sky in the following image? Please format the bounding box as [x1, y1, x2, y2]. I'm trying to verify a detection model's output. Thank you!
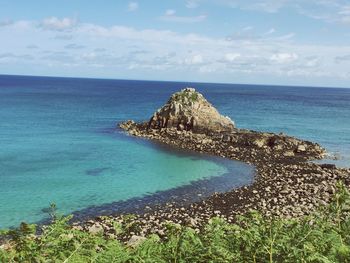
[1, 0, 350, 87]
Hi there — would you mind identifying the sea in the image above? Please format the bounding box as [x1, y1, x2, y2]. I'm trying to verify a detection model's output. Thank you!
[0, 75, 349, 229]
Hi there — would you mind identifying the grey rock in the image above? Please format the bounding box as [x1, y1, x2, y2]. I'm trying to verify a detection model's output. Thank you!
[283, 151, 295, 157]
[296, 144, 307, 153]
[88, 224, 104, 235]
[147, 88, 235, 133]
[127, 235, 147, 248]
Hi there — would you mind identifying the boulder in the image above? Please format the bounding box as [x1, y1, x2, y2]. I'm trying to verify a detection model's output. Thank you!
[147, 87, 235, 134]
[88, 224, 104, 235]
[283, 151, 295, 157]
[296, 144, 307, 153]
[252, 138, 267, 148]
[127, 235, 147, 248]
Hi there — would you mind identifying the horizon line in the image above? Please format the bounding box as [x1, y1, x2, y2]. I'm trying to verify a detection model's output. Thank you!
[0, 73, 348, 90]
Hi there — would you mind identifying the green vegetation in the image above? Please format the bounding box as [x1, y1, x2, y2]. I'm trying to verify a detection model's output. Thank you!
[1, 183, 350, 262]
[174, 91, 199, 103]
[190, 92, 198, 102]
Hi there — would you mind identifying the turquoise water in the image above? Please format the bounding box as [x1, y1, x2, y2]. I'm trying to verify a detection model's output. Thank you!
[1, 75, 349, 228]
[0, 75, 254, 228]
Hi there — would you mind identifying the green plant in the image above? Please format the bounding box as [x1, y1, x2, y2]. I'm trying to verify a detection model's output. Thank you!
[173, 91, 198, 103]
[190, 92, 198, 102]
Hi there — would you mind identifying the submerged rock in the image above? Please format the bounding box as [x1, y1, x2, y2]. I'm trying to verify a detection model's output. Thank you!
[147, 87, 234, 134]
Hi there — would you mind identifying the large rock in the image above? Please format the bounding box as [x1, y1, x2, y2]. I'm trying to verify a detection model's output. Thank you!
[147, 87, 234, 134]
[87, 223, 104, 235]
[127, 235, 147, 248]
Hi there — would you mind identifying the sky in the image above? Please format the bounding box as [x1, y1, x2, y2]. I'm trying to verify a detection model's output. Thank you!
[1, 0, 350, 87]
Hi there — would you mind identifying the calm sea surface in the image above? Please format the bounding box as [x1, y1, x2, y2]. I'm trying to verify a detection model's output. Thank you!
[0, 75, 349, 228]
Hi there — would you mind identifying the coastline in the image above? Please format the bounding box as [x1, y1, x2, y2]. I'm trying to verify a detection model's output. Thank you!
[79, 119, 349, 239]
[2, 86, 349, 244]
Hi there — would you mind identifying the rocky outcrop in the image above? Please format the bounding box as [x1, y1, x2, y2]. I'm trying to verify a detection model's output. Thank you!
[147, 87, 234, 133]
[113, 87, 350, 239]
[119, 121, 325, 163]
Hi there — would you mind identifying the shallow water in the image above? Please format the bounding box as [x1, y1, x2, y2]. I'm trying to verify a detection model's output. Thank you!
[0, 76, 255, 228]
[1, 75, 349, 228]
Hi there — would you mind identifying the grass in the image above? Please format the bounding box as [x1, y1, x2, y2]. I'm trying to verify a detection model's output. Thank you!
[1, 182, 350, 262]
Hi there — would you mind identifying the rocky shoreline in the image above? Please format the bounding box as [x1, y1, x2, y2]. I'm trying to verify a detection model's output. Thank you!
[76, 88, 350, 243]
[118, 120, 349, 218]
[2, 87, 349, 249]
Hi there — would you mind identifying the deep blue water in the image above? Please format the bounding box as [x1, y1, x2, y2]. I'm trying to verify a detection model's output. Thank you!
[1, 75, 349, 228]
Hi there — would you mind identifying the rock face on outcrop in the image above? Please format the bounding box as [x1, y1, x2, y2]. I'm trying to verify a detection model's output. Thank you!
[147, 87, 234, 133]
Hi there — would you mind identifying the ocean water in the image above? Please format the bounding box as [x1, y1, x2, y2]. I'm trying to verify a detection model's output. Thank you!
[1, 75, 349, 228]
[0, 75, 255, 229]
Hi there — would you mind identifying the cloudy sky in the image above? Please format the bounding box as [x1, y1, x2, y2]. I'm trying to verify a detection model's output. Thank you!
[1, 0, 350, 87]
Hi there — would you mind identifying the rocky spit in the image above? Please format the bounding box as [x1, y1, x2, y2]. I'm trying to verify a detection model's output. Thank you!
[78, 88, 349, 243]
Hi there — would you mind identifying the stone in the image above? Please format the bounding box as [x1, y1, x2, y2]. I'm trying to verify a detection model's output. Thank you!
[146, 88, 235, 134]
[222, 134, 232, 142]
[296, 144, 307, 153]
[186, 217, 198, 227]
[283, 151, 295, 157]
[0, 243, 11, 251]
[88, 224, 104, 235]
[252, 138, 266, 148]
[72, 225, 84, 231]
[178, 124, 185, 131]
[320, 163, 336, 169]
[127, 235, 147, 248]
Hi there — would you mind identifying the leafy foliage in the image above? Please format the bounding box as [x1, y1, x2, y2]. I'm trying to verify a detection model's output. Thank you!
[1, 182, 350, 262]
[174, 91, 199, 103]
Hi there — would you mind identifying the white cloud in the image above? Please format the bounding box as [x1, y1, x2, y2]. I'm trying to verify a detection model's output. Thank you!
[40, 17, 78, 31]
[0, 19, 13, 27]
[339, 6, 350, 15]
[244, 0, 288, 13]
[54, 34, 74, 40]
[64, 43, 85, 50]
[160, 10, 207, 23]
[81, 52, 97, 60]
[339, 6, 350, 24]
[128, 2, 139, 12]
[165, 9, 176, 16]
[274, 33, 295, 40]
[26, 44, 39, 49]
[242, 26, 253, 31]
[199, 65, 217, 73]
[304, 56, 320, 67]
[226, 26, 278, 42]
[174, 0, 350, 29]
[264, 28, 276, 35]
[185, 54, 203, 65]
[215, 0, 289, 13]
[210, 0, 350, 26]
[335, 54, 350, 63]
[2, 18, 350, 85]
[270, 53, 298, 63]
[186, 0, 199, 9]
[225, 53, 241, 62]
[0, 52, 33, 61]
